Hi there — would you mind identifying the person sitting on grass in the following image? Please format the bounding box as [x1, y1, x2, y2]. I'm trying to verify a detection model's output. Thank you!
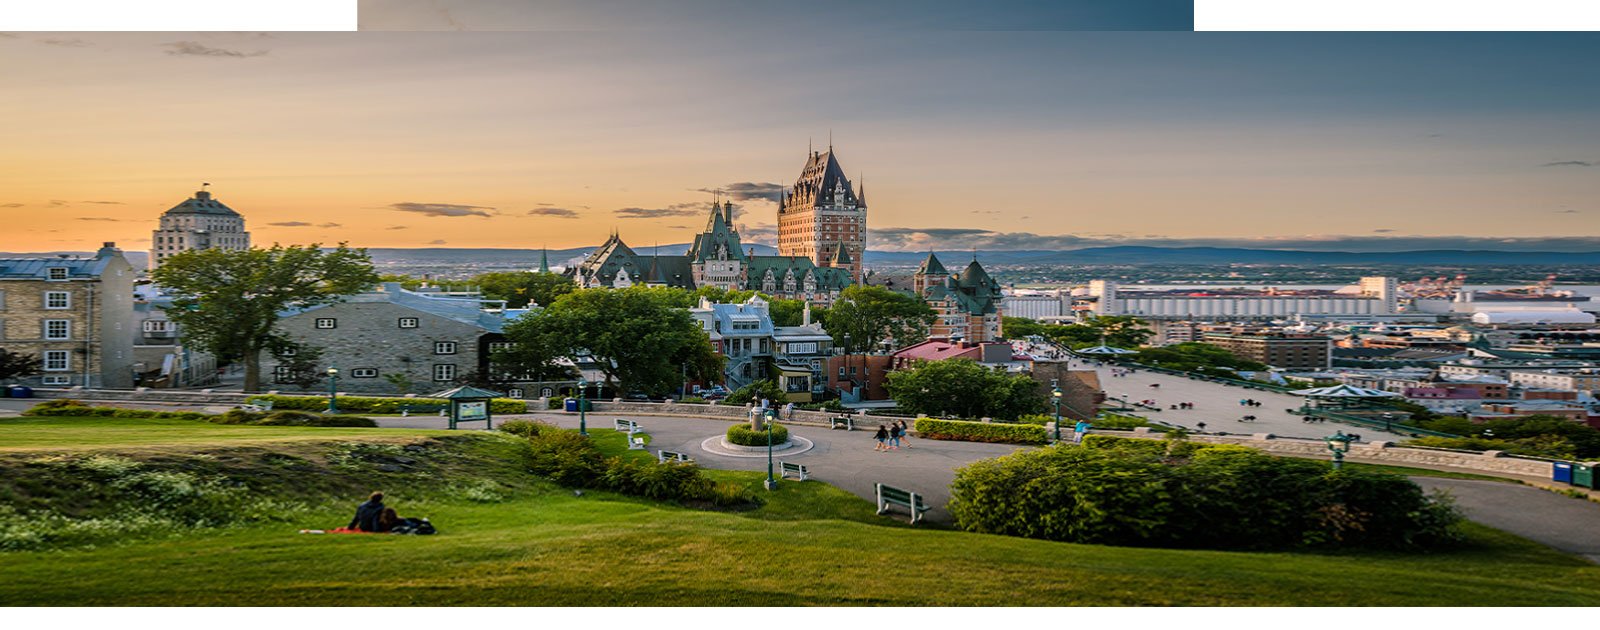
[349, 491, 387, 532]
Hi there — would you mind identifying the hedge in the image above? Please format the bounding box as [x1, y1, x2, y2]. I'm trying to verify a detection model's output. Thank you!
[246, 394, 527, 414]
[24, 402, 375, 427]
[914, 418, 1048, 445]
[726, 422, 789, 447]
[525, 429, 753, 507]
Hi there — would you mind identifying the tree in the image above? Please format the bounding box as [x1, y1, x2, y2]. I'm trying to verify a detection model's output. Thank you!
[727, 379, 786, 406]
[1003, 315, 1153, 349]
[824, 285, 936, 352]
[0, 349, 41, 381]
[1134, 343, 1267, 373]
[265, 341, 325, 391]
[377, 273, 425, 290]
[500, 287, 723, 396]
[472, 271, 575, 309]
[382, 372, 415, 395]
[151, 243, 380, 393]
[885, 358, 1046, 421]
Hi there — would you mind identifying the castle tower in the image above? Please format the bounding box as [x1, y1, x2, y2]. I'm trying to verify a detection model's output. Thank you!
[912, 252, 948, 295]
[150, 184, 250, 270]
[777, 146, 866, 283]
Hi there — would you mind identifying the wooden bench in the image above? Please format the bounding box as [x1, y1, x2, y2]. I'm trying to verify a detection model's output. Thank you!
[613, 418, 642, 434]
[658, 450, 693, 464]
[875, 483, 930, 525]
[628, 436, 646, 450]
[779, 461, 809, 481]
[829, 416, 854, 431]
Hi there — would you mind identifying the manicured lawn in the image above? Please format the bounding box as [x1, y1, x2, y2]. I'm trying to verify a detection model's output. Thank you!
[2, 421, 1599, 605]
[0, 416, 451, 450]
[1346, 462, 1518, 483]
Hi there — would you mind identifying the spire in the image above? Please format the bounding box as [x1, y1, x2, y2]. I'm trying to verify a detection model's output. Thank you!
[538, 247, 550, 274]
[916, 251, 947, 277]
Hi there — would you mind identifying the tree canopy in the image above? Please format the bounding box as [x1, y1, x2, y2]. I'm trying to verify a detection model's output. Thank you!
[497, 287, 723, 396]
[885, 358, 1046, 421]
[1003, 315, 1152, 349]
[471, 271, 575, 309]
[1133, 342, 1268, 374]
[150, 243, 380, 392]
[0, 349, 40, 381]
[824, 285, 936, 353]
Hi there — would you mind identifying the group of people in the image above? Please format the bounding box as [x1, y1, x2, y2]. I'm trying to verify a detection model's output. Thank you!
[1108, 368, 1134, 378]
[1167, 402, 1196, 410]
[1238, 415, 1259, 422]
[873, 420, 913, 452]
[1302, 415, 1330, 424]
[1238, 398, 1264, 408]
[753, 399, 798, 421]
[345, 491, 433, 535]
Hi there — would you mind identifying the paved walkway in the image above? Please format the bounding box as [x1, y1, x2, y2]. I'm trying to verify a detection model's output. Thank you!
[1414, 478, 1600, 563]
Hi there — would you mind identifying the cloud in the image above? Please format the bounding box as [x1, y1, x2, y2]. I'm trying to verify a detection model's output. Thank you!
[527, 207, 580, 219]
[76, 217, 122, 222]
[1372, 228, 1396, 233]
[971, 210, 1001, 215]
[1556, 209, 1581, 214]
[79, 200, 124, 205]
[389, 202, 494, 218]
[740, 223, 779, 244]
[666, 225, 689, 229]
[614, 203, 703, 219]
[318, 222, 342, 228]
[0, 33, 18, 38]
[162, 41, 268, 58]
[48, 200, 68, 207]
[696, 182, 785, 204]
[39, 38, 92, 48]
[1541, 160, 1594, 167]
[385, 225, 409, 230]
[0, 203, 22, 208]
[267, 221, 313, 227]
[427, 239, 447, 245]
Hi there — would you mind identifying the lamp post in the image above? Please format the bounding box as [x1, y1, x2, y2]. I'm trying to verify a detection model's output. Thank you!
[1326, 430, 1354, 470]
[1051, 378, 1063, 444]
[764, 409, 778, 491]
[577, 377, 589, 436]
[324, 367, 339, 414]
[1381, 412, 1394, 432]
[842, 333, 852, 399]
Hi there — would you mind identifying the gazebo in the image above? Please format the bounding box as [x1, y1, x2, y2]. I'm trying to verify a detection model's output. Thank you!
[429, 385, 504, 430]
[1075, 344, 1137, 357]
[1291, 384, 1402, 412]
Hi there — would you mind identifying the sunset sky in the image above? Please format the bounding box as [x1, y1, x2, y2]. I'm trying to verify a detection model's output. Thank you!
[2, 28, 1598, 253]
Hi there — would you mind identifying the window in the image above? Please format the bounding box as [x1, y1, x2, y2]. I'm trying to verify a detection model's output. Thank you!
[434, 341, 457, 355]
[279, 347, 296, 357]
[351, 368, 379, 378]
[44, 291, 70, 309]
[43, 350, 69, 371]
[44, 319, 70, 340]
[42, 375, 70, 385]
[142, 320, 173, 333]
[315, 318, 337, 329]
[399, 317, 419, 329]
[507, 388, 524, 399]
[432, 364, 456, 381]
[273, 366, 293, 382]
[46, 267, 68, 281]
[488, 342, 516, 353]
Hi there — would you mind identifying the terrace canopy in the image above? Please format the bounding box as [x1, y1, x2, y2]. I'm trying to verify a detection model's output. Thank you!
[1075, 344, 1137, 356]
[1291, 384, 1402, 411]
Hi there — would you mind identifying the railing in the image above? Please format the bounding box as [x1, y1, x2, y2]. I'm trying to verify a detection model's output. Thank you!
[1308, 409, 1457, 438]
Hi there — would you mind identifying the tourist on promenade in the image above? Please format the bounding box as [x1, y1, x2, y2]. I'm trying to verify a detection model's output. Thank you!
[895, 420, 913, 448]
[888, 423, 903, 450]
[784, 402, 795, 420]
[873, 425, 890, 452]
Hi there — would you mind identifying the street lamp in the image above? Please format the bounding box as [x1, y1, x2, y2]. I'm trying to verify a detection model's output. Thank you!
[577, 377, 589, 436]
[324, 367, 339, 414]
[842, 333, 852, 400]
[764, 409, 778, 491]
[1051, 378, 1063, 444]
[1381, 412, 1394, 432]
[1326, 430, 1354, 471]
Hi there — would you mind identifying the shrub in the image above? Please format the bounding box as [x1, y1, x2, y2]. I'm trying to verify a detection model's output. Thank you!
[23, 403, 213, 421]
[526, 430, 609, 487]
[496, 419, 554, 439]
[244, 394, 528, 415]
[678, 397, 708, 404]
[948, 443, 1461, 551]
[253, 410, 330, 426]
[726, 422, 789, 447]
[726, 380, 786, 406]
[212, 409, 265, 425]
[914, 418, 1047, 445]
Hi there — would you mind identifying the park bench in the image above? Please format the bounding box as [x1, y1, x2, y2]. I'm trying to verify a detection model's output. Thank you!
[628, 436, 646, 450]
[829, 416, 854, 431]
[658, 450, 693, 464]
[779, 461, 809, 481]
[875, 483, 930, 525]
[614, 418, 643, 434]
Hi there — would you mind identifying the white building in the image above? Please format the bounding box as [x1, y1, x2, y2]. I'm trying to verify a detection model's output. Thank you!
[1084, 277, 1398, 320]
[150, 185, 251, 270]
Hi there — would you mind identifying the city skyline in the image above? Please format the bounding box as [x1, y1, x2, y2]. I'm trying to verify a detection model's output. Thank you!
[2, 31, 1598, 253]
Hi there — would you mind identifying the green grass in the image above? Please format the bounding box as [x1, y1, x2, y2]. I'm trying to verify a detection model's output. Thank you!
[1345, 462, 1517, 483]
[0, 416, 450, 450]
[2, 420, 1600, 605]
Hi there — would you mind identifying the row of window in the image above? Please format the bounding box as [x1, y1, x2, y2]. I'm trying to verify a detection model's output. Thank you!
[314, 317, 422, 329]
[273, 364, 457, 382]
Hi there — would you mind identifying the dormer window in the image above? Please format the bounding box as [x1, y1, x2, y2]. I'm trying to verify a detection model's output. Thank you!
[46, 267, 68, 281]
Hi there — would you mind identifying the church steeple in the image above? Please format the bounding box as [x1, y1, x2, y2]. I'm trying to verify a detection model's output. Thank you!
[538, 247, 550, 274]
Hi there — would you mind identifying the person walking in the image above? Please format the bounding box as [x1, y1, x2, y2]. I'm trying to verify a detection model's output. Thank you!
[888, 422, 902, 450]
[784, 401, 795, 420]
[1073, 419, 1091, 444]
[873, 425, 890, 452]
[895, 419, 913, 448]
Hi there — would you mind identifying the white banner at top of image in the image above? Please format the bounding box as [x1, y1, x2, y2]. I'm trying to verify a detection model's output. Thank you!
[0, 0, 356, 31]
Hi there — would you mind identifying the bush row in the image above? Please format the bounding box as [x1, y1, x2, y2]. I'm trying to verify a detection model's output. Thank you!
[949, 435, 1463, 551]
[23, 400, 376, 427]
[24, 400, 209, 421]
[726, 422, 789, 446]
[524, 430, 755, 507]
[245, 394, 527, 414]
[913, 418, 1048, 445]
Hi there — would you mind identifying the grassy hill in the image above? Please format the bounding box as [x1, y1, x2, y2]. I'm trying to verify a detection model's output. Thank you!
[2, 417, 1599, 606]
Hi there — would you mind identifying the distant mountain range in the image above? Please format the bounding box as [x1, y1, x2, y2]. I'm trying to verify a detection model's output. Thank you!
[7, 245, 1600, 271]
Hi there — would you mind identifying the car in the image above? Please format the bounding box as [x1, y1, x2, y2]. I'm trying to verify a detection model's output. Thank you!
[624, 392, 665, 402]
[700, 391, 727, 401]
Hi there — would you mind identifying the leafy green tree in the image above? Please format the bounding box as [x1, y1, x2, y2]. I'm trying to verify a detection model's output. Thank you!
[0, 349, 40, 381]
[726, 379, 787, 406]
[472, 271, 575, 309]
[151, 243, 380, 392]
[264, 341, 325, 391]
[500, 287, 723, 396]
[1003, 315, 1152, 349]
[377, 273, 425, 290]
[825, 285, 936, 352]
[382, 372, 414, 395]
[885, 358, 1046, 421]
[1134, 342, 1268, 373]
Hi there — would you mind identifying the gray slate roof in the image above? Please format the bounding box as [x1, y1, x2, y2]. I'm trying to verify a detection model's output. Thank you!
[163, 190, 241, 216]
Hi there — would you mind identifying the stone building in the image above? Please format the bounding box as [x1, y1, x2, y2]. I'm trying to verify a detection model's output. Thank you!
[262, 283, 508, 395]
[777, 146, 867, 283]
[150, 185, 251, 270]
[911, 253, 1005, 343]
[571, 201, 853, 302]
[0, 243, 137, 388]
[1202, 332, 1332, 370]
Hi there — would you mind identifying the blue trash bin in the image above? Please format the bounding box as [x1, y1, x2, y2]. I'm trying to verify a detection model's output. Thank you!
[1554, 461, 1575, 484]
[10, 386, 33, 398]
[564, 397, 577, 412]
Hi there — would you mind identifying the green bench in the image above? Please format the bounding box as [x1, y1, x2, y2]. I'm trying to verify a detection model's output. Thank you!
[658, 450, 693, 464]
[779, 461, 809, 481]
[875, 483, 930, 524]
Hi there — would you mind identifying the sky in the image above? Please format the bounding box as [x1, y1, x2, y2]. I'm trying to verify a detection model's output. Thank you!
[1, 27, 1599, 254]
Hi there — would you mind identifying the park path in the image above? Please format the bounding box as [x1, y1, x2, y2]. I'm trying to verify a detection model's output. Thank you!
[1413, 478, 1600, 563]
